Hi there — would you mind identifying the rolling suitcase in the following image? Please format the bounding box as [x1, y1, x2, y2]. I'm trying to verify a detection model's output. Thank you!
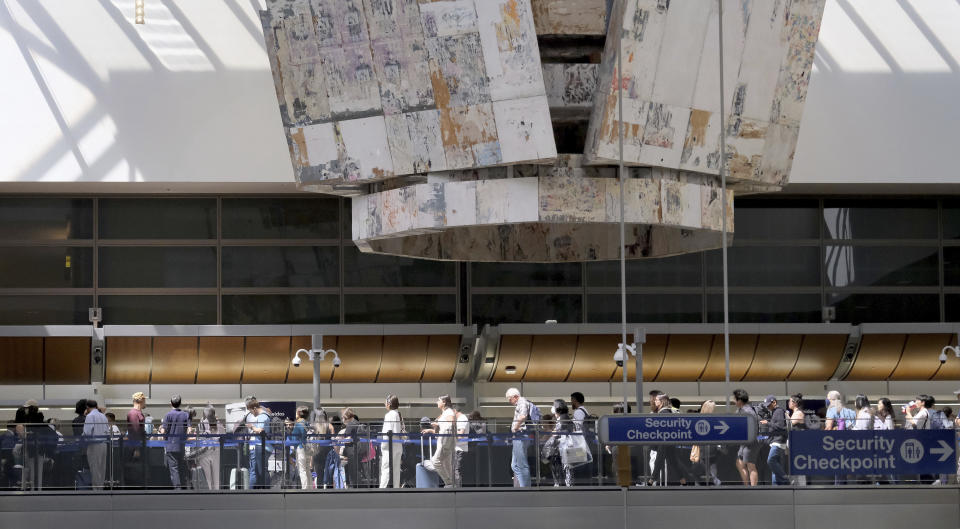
[415, 463, 440, 488]
[229, 468, 248, 490]
[191, 466, 208, 490]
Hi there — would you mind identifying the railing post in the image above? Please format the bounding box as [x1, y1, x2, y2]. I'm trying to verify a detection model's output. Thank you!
[534, 425, 540, 487]
[388, 430, 394, 488]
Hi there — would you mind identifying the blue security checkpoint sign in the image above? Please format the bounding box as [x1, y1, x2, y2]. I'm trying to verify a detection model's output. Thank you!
[599, 414, 757, 445]
[790, 430, 957, 475]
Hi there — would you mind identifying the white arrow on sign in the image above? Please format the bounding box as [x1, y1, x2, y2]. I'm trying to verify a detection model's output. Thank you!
[931, 440, 954, 462]
[713, 421, 729, 435]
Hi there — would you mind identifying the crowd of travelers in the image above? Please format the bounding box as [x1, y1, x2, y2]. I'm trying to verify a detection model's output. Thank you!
[2, 387, 958, 490]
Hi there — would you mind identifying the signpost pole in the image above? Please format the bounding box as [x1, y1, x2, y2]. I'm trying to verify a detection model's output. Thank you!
[312, 334, 323, 412]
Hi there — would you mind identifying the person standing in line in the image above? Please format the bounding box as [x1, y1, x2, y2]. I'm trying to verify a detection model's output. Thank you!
[291, 406, 314, 490]
[905, 394, 935, 430]
[339, 407, 362, 488]
[761, 395, 789, 485]
[545, 399, 573, 487]
[245, 396, 270, 489]
[824, 390, 856, 431]
[82, 400, 108, 490]
[125, 392, 146, 487]
[196, 405, 222, 490]
[505, 388, 532, 487]
[421, 396, 457, 487]
[380, 395, 403, 488]
[733, 389, 759, 487]
[160, 395, 189, 489]
[852, 395, 874, 431]
[454, 405, 470, 487]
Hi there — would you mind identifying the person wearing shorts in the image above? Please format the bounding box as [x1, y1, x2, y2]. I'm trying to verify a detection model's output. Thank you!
[733, 389, 759, 486]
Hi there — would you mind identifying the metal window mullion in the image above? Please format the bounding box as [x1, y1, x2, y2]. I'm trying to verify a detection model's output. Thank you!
[823, 286, 942, 295]
[217, 196, 222, 326]
[821, 239, 941, 247]
[96, 288, 219, 295]
[587, 286, 705, 295]
[221, 287, 341, 295]
[339, 198, 345, 325]
[0, 288, 95, 295]
[96, 239, 218, 246]
[582, 261, 588, 324]
[701, 250, 708, 323]
[93, 197, 98, 312]
[0, 240, 94, 247]
[469, 286, 584, 295]
[465, 261, 472, 325]
[342, 287, 458, 295]
[220, 239, 340, 247]
[704, 286, 823, 295]
[819, 197, 826, 314]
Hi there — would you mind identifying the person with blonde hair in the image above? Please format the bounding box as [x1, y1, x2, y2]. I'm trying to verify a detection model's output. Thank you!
[825, 390, 855, 431]
[421, 395, 457, 487]
[125, 392, 147, 486]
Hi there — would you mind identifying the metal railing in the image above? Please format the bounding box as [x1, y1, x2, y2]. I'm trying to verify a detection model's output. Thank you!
[3, 418, 958, 491]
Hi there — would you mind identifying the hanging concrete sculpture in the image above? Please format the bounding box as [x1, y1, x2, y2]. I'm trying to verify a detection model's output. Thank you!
[261, 0, 557, 189]
[585, 0, 826, 191]
[261, 0, 825, 262]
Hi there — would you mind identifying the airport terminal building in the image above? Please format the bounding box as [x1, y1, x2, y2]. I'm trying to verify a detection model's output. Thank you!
[1, 1, 960, 528]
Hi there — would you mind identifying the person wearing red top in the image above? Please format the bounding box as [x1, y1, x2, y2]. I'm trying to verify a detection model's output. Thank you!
[125, 392, 146, 487]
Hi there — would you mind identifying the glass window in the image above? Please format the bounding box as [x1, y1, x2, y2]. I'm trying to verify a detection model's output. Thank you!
[344, 294, 456, 324]
[587, 294, 702, 323]
[99, 295, 217, 324]
[0, 247, 92, 288]
[99, 198, 216, 239]
[222, 198, 339, 239]
[99, 247, 217, 288]
[824, 246, 938, 287]
[472, 263, 581, 287]
[222, 295, 339, 324]
[706, 246, 820, 287]
[342, 245, 455, 287]
[222, 246, 338, 288]
[707, 294, 822, 323]
[734, 199, 819, 240]
[823, 199, 937, 240]
[828, 293, 939, 323]
[945, 295, 960, 322]
[0, 296, 91, 325]
[587, 254, 701, 287]
[945, 247, 960, 286]
[943, 200, 960, 240]
[471, 294, 581, 325]
[0, 198, 92, 240]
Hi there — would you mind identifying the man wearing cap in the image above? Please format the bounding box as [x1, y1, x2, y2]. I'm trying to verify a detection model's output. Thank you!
[761, 395, 789, 485]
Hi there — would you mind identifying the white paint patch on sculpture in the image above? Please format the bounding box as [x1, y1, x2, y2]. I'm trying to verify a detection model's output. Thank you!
[585, 0, 826, 189]
[262, 0, 557, 189]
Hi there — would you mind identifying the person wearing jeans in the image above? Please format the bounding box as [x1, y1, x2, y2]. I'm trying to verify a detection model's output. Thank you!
[761, 395, 790, 485]
[506, 388, 532, 487]
[244, 396, 270, 489]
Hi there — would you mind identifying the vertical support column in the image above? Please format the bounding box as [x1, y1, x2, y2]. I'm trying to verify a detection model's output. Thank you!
[633, 328, 645, 413]
[312, 334, 323, 412]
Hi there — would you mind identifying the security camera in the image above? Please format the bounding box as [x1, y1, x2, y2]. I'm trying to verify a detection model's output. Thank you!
[940, 351, 949, 364]
[613, 348, 625, 367]
[292, 354, 302, 367]
[332, 357, 341, 368]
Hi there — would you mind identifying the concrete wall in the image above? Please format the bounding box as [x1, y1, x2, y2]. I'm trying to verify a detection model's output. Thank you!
[1, 488, 957, 529]
[1, 0, 958, 190]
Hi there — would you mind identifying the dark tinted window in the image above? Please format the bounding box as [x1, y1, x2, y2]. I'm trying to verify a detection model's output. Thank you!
[943, 247, 960, 286]
[0, 296, 91, 324]
[342, 245, 455, 287]
[222, 198, 339, 239]
[472, 262, 581, 287]
[824, 246, 938, 287]
[222, 246, 338, 288]
[99, 199, 216, 239]
[828, 293, 939, 323]
[734, 199, 819, 240]
[99, 247, 217, 288]
[344, 295, 456, 323]
[823, 200, 937, 240]
[587, 294, 702, 323]
[0, 198, 92, 240]
[222, 295, 339, 324]
[706, 246, 820, 287]
[471, 294, 581, 325]
[587, 253, 701, 287]
[707, 294, 822, 323]
[945, 295, 960, 321]
[943, 200, 960, 240]
[99, 295, 217, 324]
[0, 247, 92, 288]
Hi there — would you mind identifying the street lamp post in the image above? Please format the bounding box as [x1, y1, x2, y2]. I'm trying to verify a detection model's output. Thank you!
[293, 334, 341, 411]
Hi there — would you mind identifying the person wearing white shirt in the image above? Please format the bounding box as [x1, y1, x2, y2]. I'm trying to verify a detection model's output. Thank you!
[422, 395, 457, 487]
[380, 395, 404, 488]
[82, 400, 109, 490]
[454, 407, 469, 487]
